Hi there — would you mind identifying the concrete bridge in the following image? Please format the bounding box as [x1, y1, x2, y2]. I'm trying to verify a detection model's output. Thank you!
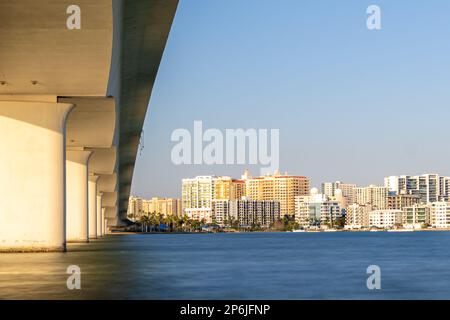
[0, 0, 178, 251]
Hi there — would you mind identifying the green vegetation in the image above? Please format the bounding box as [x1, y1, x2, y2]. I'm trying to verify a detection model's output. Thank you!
[131, 211, 206, 233]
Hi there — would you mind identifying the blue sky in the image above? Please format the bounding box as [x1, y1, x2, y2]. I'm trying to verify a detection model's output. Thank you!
[132, 0, 450, 198]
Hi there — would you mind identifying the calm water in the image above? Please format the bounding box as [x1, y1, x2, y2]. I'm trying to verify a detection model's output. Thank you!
[1, 232, 450, 299]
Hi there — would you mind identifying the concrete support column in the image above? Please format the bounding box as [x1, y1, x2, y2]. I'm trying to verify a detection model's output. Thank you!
[104, 217, 108, 235]
[66, 150, 92, 242]
[88, 175, 99, 239]
[0, 101, 73, 252]
[96, 193, 103, 237]
[102, 208, 106, 236]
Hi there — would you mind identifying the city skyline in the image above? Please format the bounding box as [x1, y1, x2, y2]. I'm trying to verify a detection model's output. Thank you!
[132, 169, 450, 199]
[128, 170, 450, 230]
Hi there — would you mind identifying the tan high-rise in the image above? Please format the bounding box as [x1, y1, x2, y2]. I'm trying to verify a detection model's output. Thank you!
[243, 170, 310, 217]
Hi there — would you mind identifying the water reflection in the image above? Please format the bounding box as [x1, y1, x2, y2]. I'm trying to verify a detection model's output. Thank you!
[1, 232, 450, 299]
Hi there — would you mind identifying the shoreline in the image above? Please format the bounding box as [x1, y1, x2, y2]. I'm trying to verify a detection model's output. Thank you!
[109, 228, 450, 235]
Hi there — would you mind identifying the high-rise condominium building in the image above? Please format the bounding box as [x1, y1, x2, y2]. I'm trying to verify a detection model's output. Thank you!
[384, 174, 450, 203]
[356, 185, 389, 210]
[211, 200, 230, 226]
[230, 199, 280, 228]
[213, 177, 245, 201]
[182, 176, 214, 211]
[243, 170, 310, 217]
[295, 189, 342, 228]
[182, 175, 246, 218]
[127, 196, 144, 220]
[322, 181, 356, 206]
[212, 199, 280, 228]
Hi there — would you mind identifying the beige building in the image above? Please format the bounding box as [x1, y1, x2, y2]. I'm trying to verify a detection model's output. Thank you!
[243, 170, 310, 217]
[430, 202, 450, 228]
[388, 194, 421, 210]
[345, 204, 370, 229]
[356, 185, 389, 210]
[322, 181, 356, 206]
[144, 197, 181, 217]
[127, 196, 144, 220]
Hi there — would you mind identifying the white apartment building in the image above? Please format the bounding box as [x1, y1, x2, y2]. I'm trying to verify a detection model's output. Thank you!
[430, 202, 450, 228]
[182, 176, 215, 212]
[384, 174, 450, 203]
[184, 208, 213, 224]
[369, 210, 403, 229]
[402, 204, 431, 228]
[295, 189, 343, 228]
[212, 200, 230, 226]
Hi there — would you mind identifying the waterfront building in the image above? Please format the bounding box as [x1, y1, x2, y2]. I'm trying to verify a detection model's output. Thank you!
[127, 196, 144, 220]
[295, 189, 343, 228]
[229, 199, 280, 228]
[384, 174, 450, 203]
[184, 208, 213, 224]
[345, 204, 370, 229]
[212, 200, 230, 226]
[213, 176, 246, 201]
[322, 181, 356, 206]
[430, 202, 450, 228]
[387, 193, 421, 210]
[356, 185, 389, 210]
[212, 198, 280, 228]
[243, 170, 310, 217]
[143, 197, 181, 217]
[182, 175, 246, 217]
[402, 204, 431, 228]
[368, 210, 403, 229]
[182, 176, 215, 212]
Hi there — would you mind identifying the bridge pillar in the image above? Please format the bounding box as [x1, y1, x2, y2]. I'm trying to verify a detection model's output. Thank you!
[0, 100, 73, 252]
[102, 209, 107, 236]
[66, 150, 92, 243]
[96, 193, 103, 237]
[88, 175, 99, 239]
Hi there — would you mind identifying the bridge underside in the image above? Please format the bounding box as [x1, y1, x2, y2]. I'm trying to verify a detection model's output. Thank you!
[0, 0, 178, 251]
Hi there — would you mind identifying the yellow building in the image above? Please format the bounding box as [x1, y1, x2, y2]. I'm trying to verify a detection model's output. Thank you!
[243, 170, 310, 217]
